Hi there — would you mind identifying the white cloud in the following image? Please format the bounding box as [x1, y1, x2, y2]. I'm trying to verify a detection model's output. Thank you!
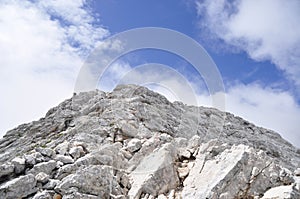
[196, 0, 300, 88]
[0, 0, 108, 135]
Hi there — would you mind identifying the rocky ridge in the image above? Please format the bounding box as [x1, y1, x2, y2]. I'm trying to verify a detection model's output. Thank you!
[0, 84, 299, 199]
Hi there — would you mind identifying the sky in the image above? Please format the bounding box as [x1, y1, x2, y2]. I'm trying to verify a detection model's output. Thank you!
[0, 0, 300, 147]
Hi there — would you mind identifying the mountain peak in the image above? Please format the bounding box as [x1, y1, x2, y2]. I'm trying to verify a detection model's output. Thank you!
[0, 84, 299, 198]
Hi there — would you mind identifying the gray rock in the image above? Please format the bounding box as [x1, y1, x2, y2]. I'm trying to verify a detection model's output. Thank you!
[0, 174, 37, 198]
[54, 155, 74, 164]
[32, 190, 53, 199]
[11, 157, 25, 174]
[28, 160, 57, 176]
[0, 162, 14, 178]
[43, 179, 61, 189]
[36, 147, 55, 158]
[69, 146, 85, 160]
[35, 172, 49, 184]
[126, 138, 142, 153]
[55, 165, 121, 197]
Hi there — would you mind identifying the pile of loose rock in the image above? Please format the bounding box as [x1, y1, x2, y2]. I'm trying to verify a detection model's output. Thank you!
[0, 85, 299, 198]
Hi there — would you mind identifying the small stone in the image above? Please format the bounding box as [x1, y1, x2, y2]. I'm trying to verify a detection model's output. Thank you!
[168, 189, 175, 199]
[11, 157, 25, 174]
[55, 141, 70, 155]
[157, 194, 168, 199]
[24, 154, 36, 166]
[120, 149, 132, 159]
[177, 167, 189, 178]
[294, 168, 300, 176]
[55, 155, 74, 164]
[36, 147, 55, 158]
[32, 190, 52, 199]
[126, 138, 142, 153]
[53, 193, 62, 199]
[35, 172, 49, 184]
[69, 146, 85, 160]
[0, 162, 14, 178]
[43, 179, 60, 190]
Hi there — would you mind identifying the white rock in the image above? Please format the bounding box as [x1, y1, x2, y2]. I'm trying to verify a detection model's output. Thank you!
[69, 146, 84, 160]
[55, 155, 74, 164]
[261, 185, 300, 199]
[294, 168, 300, 176]
[177, 167, 189, 178]
[35, 172, 49, 184]
[157, 194, 168, 199]
[128, 143, 179, 198]
[126, 138, 142, 153]
[182, 144, 249, 198]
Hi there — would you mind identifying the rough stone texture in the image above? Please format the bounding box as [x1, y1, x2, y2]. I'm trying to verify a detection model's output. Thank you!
[0, 174, 37, 199]
[0, 84, 299, 199]
[261, 185, 300, 199]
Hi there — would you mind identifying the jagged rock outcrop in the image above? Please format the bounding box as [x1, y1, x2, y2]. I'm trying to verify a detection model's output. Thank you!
[0, 84, 299, 199]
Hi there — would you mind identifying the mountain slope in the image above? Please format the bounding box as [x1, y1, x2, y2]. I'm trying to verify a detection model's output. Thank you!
[0, 84, 299, 199]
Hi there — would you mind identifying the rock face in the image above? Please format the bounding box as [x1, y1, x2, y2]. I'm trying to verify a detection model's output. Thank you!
[0, 84, 299, 199]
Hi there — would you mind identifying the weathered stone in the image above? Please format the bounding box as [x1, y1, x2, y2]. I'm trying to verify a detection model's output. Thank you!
[55, 141, 70, 155]
[0, 85, 299, 199]
[0, 162, 14, 178]
[55, 165, 122, 197]
[177, 167, 189, 178]
[54, 155, 74, 164]
[294, 168, 300, 176]
[69, 146, 84, 160]
[43, 179, 61, 189]
[128, 143, 179, 198]
[35, 172, 49, 184]
[11, 157, 25, 174]
[36, 147, 55, 158]
[28, 160, 57, 176]
[126, 138, 142, 153]
[0, 174, 37, 198]
[261, 185, 300, 199]
[32, 190, 52, 199]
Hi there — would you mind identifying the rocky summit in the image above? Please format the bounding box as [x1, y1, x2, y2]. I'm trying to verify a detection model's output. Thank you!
[0, 84, 299, 199]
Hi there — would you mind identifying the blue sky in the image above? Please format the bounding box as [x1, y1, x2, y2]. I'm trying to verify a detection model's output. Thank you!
[0, 0, 299, 146]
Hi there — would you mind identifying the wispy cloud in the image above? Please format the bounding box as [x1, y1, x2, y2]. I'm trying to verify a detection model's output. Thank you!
[0, 0, 108, 135]
[196, 0, 300, 90]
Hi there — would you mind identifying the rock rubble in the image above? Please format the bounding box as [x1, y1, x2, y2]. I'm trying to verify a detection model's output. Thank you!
[0, 84, 299, 198]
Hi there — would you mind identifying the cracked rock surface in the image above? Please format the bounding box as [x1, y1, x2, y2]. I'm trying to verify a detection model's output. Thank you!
[0, 84, 300, 198]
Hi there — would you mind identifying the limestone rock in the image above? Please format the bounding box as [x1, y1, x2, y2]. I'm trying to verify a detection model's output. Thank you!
[0, 85, 299, 198]
[261, 185, 300, 199]
[0, 174, 37, 199]
[128, 143, 179, 198]
[35, 172, 49, 184]
[11, 157, 25, 174]
[0, 162, 14, 179]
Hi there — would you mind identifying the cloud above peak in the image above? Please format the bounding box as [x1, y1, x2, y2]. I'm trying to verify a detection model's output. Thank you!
[196, 0, 300, 89]
[0, 0, 108, 135]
